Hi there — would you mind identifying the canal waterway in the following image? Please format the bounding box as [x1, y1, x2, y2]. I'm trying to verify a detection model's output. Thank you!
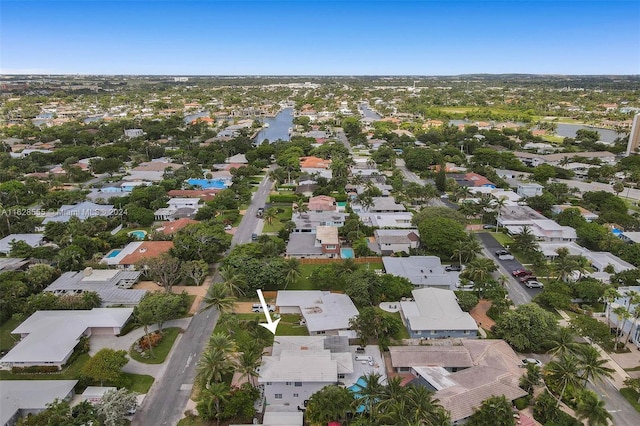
[254, 108, 294, 144]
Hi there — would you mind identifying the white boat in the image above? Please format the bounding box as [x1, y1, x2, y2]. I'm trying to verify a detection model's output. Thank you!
[263, 123, 270, 128]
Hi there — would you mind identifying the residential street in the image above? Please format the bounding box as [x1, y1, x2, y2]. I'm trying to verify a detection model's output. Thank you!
[133, 171, 274, 426]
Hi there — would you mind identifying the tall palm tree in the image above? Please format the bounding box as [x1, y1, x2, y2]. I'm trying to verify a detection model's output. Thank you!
[236, 348, 262, 387]
[626, 292, 640, 344]
[297, 202, 309, 217]
[492, 196, 508, 230]
[578, 345, 614, 386]
[575, 390, 613, 426]
[283, 257, 302, 289]
[404, 385, 450, 425]
[263, 207, 278, 225]
[544, 353, 583, 407]
[603, 287, 621, 329]
[218, 266, 246, 297]
[207, 332, 237, 355]
[201, 282, 236, 314]
[376, 376, 406, 415]
[553, 248, 578, 283]
[613, 306, 631, 349]
[519, 364, 542, 396]
[196, 347, 235, 388]
[511, 225, 537, 255]
[465, 257, 498, 283]
[198, 382, 230, 426]
[573, 255, 590, 280]
[356, 372, 384, 421]
[545, 328, 581, 358]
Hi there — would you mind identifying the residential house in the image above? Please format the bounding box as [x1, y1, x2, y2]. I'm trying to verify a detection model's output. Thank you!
[400, 288, 478, 339]
[166, 189, 220, 201]
[124, 128, 144, 138]
[388, 340, 526, 423]
[225, 153, 248, 164]
[0, 258, 30, 272]
[44, 268, 145, 307]
[516, 183, 544, 198]
[498, 206, 577, 242]
[551, 205, 599, 222]
[0, 234, 44, 255]
[1, 380, 78, 426]
[292, 211, 347, 233]
[359, 212, 414, 228]
[276, 291, 359, 335]
[42, 202, 114, 224]
[101, 241, 174, 269]
[449, 173, 495, 188]
[608, 286, 640, 349]
[154, 198, 201, 221]
[306, 195, 336, 212]
[514, 151, 617, 167]
[299, 156, 331, 169]
[373, 229, 420, 255]
[381, 256, 456, 288]
[285, 226, 340, 258]
[155, 218, 199, 235]
[123, 160, 183, 182]
[368, 197, 406, 213]
[0, 308, 133, 370]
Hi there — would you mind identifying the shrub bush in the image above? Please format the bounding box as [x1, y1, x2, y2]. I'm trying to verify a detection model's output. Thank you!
[269, 194, 298, 203]
[12, 365, 59, 373]
[139, 332, 163, 350]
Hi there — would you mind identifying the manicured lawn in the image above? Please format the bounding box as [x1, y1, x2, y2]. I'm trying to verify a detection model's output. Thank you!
[0, 316, 22, 352]
[177, 416, 209, 426]
[124, 373, 155, 394]
[288, 263, 383, 291]
[0, 353, 91, 381]
[129, 327, 181, 364]
[490, 232, 514, 247]
[213, 313, 275, 349]
[620, 388, 640, 413]
[376, 309, 410, 340]
[262, 205, 292, 233]
[275, 314, 309, 336]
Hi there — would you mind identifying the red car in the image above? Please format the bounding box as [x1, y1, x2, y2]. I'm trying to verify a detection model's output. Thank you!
[512, 269, 533, 277]
[519, 275, 537, 283]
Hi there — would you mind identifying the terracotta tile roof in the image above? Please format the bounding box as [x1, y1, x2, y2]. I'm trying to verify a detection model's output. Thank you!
[300, 156, 331, 169]
[158, 218, 199, 235]
[120, 241, 173, 265]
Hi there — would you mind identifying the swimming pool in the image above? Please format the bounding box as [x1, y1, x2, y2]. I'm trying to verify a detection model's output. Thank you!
[187, 178, 228, 189]
[341, 248, 354, 259]
[106, 249, 122, 258]
[612, 227, 623, 236]
[129, 230, 147, 240]
[348, 377, 368, 413]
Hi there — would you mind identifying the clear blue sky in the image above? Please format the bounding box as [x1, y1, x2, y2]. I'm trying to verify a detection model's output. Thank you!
[1, 0, 639, 75]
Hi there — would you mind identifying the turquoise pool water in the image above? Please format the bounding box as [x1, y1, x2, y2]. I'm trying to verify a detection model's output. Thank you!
[612, 227, 623, 236]
[187, 178, 227, 189]
[129, 230, 147, 240]
[106, 249, 122, 258]
[348, 377, 367, 413]
[337, 201, 347, 207]
[341, 248, 354, 259]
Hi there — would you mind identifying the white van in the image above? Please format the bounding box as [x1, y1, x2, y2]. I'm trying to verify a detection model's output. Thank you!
[355, 355, 373, 362]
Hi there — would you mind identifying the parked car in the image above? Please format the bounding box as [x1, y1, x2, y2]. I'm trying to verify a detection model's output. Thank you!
[519, 275, 538, 283]
[251, 233, 258, 241]
[224, 224, 232, 231]
[512, 269, 533, 277]
[525, 280, 544, 288]
[456, 280, 475, 290]
[445, 265, 462, 272]
[498, 253, 515, 261]
[521, 358, 543, 367]
[483, 224, 496, 229]
[495, 249, 510, 256]
[252, 304, 275, 313]
[256, 207, 265, 218]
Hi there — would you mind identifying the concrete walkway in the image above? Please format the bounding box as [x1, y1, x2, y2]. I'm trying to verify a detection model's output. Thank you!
[89, 317, 192, 377]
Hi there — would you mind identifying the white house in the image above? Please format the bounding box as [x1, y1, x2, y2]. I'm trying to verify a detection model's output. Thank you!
[608, 286, 640, 349]
[42, 202, 114, 224]
[400, 288, 478, 339]
[124, 128, 144, 138]
[373, 229, 420, 255]
[382, 256, 456, 288]
[0, 234, 44, 255]
[0, 308, 133, 370]
[551, 205, 599, 222]
[516, 183, 544, 198]
[275, 291, 359, 335]
[359, 212, 414, 228]
[1, 380, 78, 426]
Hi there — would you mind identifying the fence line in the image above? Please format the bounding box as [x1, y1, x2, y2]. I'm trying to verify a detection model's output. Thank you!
[298, 257, 383, 265]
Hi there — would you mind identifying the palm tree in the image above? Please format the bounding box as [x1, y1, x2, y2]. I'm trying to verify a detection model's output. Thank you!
[207, 332, 237, 355]
[613, 306, 631, 349]
[511, 225, 537, 255]
[198, 382, 230, 426]
[544, 353, 583, 407]
[573, 255, 590, 280]
[218, 266, 246, 297]
[626, 292, 640, 344]
[196, 347, 235, 388]
[356, 372, 384, 421]
[603, 287, 621, 329]
[283, 257, 302, 289]
[201, 282, 236, 314]
[236, 348, 262, 387]
[553, 247, 578, 283]
[519, 364, 542, 396]
[465, 257, 498, 283]
[297, 201, 309, 217]
[492, 196, 508, 230]
[263, 207, 278, 225]
[575, 390, 613, 426]
[545, 328, 581, 358]
[578, 345, 614, 386]
[403, 385, 450, 425]
[376, 376, 406, 415]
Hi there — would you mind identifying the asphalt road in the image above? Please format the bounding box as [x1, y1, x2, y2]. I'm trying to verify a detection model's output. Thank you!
[476, 232, 542, 306]
[589, 377, 639, 426]
[133, 171, 274, 426]
[557, 178, 640, 202]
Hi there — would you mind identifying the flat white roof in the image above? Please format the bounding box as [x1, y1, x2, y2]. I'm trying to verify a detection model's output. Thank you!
[275, 291, 359, 332]
[1, 380, 78, 426]
[401, 288, 478, 332]
[1, 308, 133, 365]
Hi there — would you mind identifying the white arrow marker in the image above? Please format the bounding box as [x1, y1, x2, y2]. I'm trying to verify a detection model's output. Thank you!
[257, 289, 280, 334]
